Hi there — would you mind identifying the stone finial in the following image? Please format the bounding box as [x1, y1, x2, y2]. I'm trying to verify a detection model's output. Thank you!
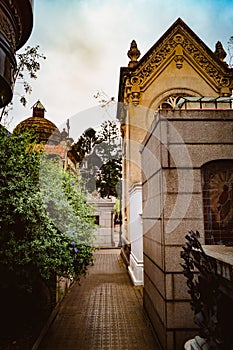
[214, 41, 227, 61]
[127, 40, 140, 68]
[60, 128, 68, 140]
[32, 100, 46, 118]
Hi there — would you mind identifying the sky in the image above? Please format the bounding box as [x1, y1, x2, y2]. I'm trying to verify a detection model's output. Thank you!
[7, 0, 233, 137]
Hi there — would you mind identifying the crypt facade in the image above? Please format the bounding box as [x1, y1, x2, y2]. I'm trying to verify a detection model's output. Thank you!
[118, 18, 233, 349]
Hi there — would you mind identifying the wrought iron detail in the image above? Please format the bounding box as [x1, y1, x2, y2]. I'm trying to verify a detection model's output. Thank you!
[181, 230, 233, 350]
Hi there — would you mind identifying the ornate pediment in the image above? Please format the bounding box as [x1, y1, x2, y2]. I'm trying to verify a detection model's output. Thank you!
[120, 18, 233, 105]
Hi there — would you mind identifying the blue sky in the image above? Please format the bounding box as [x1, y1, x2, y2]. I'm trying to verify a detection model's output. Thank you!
[8, 0, 233, 135]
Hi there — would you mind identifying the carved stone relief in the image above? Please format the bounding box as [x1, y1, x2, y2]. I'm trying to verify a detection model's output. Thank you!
[124, 27, 233, 104]
[158, 95, 183, 109]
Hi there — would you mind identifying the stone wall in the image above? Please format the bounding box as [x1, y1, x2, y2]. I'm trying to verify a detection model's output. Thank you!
[140, 109, 233, 349]
[89, 198, 115, 248]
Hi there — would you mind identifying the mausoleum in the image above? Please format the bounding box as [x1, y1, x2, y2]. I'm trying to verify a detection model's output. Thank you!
[118, 18, 233, 349]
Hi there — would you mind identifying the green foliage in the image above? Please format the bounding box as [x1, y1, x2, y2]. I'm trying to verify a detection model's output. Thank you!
[40, 157, 95, 249]
[0, 45, 46, 122]
[0, 128, 95, 287]
[73, 127, 98, 163]
[14, 45, 46, 106]
[74, 120, 122, 198]
[96, 159, 122, 198]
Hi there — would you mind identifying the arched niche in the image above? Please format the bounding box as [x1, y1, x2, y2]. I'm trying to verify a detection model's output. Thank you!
[201, 160, 233, 245]
[148, 88, 201, 111]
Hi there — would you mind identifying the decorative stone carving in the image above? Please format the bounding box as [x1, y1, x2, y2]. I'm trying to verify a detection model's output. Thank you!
[131, 90, 140, 106]
[127, 40, 141, 68]
[179, 36, 231, 93]
[158, 95, 183, 109]
[125, 27, 233, 99]
[125, 76, 142, 105]
[174, 33, 184, 44]
[220, 76, 231, 96]
[174, 55, 184, 69]
[214, 41, 227, 62]
[174, 44, 184, 68]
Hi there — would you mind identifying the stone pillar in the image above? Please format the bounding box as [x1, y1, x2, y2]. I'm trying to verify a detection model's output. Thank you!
[128, 184, 144, 285]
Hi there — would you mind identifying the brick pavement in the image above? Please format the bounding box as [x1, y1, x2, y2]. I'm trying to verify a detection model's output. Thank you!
[38, 249, 160, 350]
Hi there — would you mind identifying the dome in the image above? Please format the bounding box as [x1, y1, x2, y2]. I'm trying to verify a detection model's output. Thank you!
[14, 100, 61, 145]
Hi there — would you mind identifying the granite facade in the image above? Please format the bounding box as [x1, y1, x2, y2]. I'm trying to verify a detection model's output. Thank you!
[141, 109, 233, 349]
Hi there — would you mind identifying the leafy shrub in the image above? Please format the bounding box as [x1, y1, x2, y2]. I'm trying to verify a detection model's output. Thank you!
[0, 127, 95, 287]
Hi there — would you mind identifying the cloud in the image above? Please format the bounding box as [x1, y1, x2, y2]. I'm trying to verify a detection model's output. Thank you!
[9, 0, 233, 132]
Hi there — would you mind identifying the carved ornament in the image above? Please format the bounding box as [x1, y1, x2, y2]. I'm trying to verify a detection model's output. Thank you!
[214, 41, 227, 61]
[174, 55, 184, 69]
[125, 76, 142, 106]
[0, 11, 16, 50]
[158, 95, 182, 109]
[128, 40, 141, 68]
[174, 44, 184, 69]
[124, 27, 233, 102]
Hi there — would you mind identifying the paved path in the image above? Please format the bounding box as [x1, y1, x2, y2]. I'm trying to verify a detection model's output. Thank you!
[38, 249, 160, 350]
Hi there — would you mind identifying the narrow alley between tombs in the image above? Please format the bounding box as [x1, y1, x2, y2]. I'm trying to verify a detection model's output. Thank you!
[36, 249, 160, 350]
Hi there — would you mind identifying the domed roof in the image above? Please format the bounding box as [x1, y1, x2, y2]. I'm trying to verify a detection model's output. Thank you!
[14, 100, 61, 145]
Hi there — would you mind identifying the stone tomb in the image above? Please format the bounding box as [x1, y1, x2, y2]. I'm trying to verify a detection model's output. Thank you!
[141, 108, 233, 349]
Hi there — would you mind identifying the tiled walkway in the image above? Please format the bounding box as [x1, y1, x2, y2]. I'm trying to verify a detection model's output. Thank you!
[38, 249, 160, 350]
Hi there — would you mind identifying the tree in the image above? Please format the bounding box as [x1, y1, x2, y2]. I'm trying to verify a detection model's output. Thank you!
[96, 158, 122, 198]
[40, 156, 95, 251]
[94, 120, 122, 198]
[0, 45, 46, 123]
[95, 120, 121, 163]
[0, 128, 95, 285]
[0, 128, 96, 345]
[74, 120, 122, 198]
[73, 127, 98, 164]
